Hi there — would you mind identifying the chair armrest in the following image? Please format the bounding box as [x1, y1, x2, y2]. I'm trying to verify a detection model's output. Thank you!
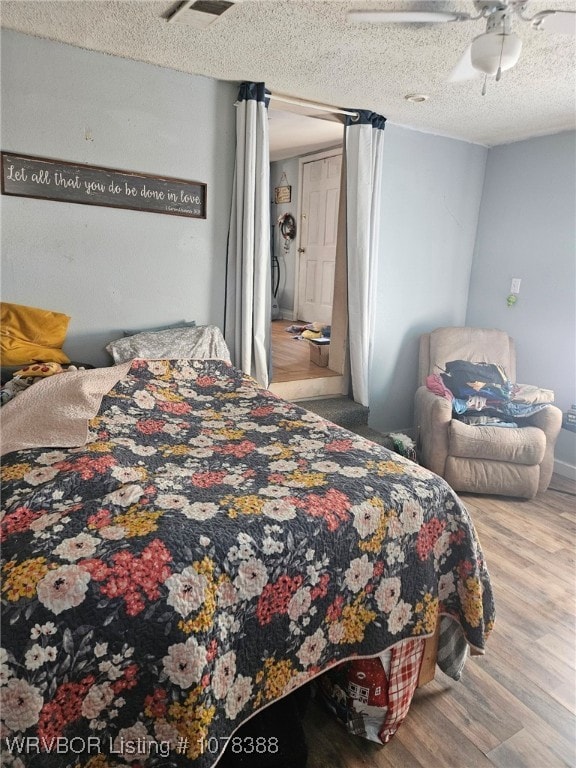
[524, 404, 563, 441]
[523, 405, 563, 493]
[414, 386, 453, 478]
[526, 405, 562, 493]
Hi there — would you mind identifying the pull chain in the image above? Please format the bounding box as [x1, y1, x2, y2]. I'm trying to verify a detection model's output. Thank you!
[496, 32, 506, 81]
[483, 33, 506, 94]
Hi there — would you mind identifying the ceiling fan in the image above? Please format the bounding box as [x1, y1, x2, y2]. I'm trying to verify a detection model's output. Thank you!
[348, 1, 576, 87]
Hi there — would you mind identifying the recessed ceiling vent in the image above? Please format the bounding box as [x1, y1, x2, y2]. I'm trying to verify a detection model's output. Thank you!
[167, 1, 234, 29]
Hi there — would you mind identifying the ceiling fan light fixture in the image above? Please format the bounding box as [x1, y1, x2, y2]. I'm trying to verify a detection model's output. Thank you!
[470, 31, 522, 75]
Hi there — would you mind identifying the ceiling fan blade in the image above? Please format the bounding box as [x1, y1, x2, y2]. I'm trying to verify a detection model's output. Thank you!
[347, 10, 467, 24]
[448, 43, 482, 82]
[531, 10, 576, 35]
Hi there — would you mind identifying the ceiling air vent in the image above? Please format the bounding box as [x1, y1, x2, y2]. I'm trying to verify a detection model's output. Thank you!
[167, 1, 234, 29]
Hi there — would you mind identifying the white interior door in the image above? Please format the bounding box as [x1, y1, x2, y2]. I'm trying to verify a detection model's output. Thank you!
[297, 152, 342, 325]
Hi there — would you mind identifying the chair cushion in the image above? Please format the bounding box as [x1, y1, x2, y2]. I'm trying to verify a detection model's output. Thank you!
[429, 327, 514, 380]
[449, 420, 546, 465]
[444, 457, 540, 499]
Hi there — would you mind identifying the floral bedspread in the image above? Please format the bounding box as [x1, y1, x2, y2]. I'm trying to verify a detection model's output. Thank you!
[1, 359, 495, 768]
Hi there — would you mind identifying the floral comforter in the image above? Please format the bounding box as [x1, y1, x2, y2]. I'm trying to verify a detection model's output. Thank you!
[1, 359, 495, 768]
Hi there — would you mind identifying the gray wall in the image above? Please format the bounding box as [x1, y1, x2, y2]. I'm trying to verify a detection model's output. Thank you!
[270, 157, 300, 318]
[1, 31, 237, 366]
[3, 32, 573, 472]
[466, 131, 576, 471]
[271, 130, 486, 437]
[368, 124, 488, 433]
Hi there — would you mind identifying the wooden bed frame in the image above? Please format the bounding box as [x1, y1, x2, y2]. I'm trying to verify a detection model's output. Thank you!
[417, 621, 440, 686]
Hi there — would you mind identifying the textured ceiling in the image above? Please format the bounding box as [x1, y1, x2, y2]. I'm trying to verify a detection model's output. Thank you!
[1, 0, 575, 146]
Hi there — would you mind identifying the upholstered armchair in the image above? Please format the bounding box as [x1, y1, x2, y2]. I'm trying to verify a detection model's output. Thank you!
[414, 327, 562, 499]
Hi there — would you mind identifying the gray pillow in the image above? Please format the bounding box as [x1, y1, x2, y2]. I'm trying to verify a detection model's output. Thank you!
[122, 320, 195, 337]
[106, 325, 231, 364]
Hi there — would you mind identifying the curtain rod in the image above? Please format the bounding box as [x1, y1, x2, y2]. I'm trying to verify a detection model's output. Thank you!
[269, 93, 359, 120]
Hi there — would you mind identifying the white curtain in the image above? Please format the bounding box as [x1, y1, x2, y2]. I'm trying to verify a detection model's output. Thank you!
[225, 83, 271, 388]
[345, 111, 386, 407]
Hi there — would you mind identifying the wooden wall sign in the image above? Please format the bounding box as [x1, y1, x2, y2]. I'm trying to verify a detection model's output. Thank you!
[1, 152, 206, 219]
[274, 185, 291, 204]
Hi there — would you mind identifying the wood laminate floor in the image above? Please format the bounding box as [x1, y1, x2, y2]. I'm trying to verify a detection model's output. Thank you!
[303, 474, 576, 768]
[271, 320, 340, 383]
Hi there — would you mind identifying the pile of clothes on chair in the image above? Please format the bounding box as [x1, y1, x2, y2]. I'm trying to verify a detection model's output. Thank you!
[426, 359, 555, 427]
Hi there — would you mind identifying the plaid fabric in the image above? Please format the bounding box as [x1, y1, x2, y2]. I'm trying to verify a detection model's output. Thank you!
[378, 639, 425, 743]
[437, 614, 469, 680]
[317, 637, 426, 744]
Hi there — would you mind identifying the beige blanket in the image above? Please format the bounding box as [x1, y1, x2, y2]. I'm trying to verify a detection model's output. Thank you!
[0, 362, 132, 457]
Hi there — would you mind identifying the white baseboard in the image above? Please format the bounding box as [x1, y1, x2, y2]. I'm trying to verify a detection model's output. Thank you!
[553, 458, 576, 481]
[280, 308, 296, 321]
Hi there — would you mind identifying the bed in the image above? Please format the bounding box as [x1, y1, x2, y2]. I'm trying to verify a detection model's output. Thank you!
[0, 353, 495, 768]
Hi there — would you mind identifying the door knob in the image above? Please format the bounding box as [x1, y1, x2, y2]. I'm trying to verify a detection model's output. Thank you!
[298, 247, 306, 254]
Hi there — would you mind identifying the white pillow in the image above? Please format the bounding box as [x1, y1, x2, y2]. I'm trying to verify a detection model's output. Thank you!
[106, 325, 231, 364]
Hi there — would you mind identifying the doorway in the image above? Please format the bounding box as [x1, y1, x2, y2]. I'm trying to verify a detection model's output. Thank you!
[269, 152, 347, 399]
[268, 109, 346, 399]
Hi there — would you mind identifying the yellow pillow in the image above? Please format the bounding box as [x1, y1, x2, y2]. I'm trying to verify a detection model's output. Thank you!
[0, 302, 71, 365]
